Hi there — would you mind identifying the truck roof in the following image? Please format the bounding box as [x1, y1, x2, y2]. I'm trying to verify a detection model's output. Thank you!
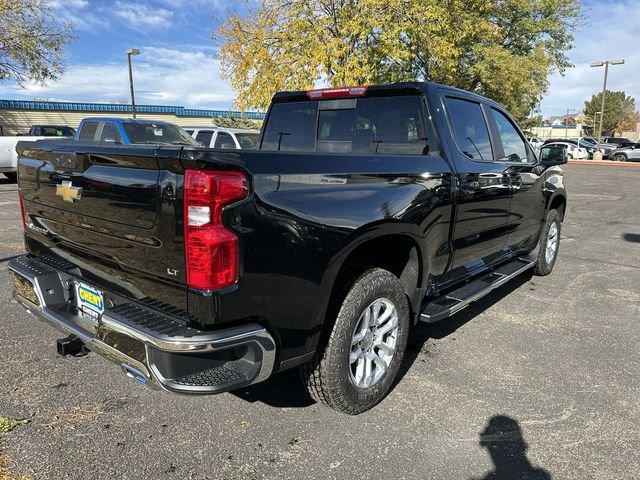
[80, 117, 176, 126]
[272, 81, 505, 110]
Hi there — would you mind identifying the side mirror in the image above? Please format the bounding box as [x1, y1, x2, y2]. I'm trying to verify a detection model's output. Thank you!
[539, 145, 568, 166]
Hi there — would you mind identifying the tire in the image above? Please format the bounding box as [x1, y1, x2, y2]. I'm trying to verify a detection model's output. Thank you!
[534, 209, 562, 276]
[4, 172, 17, 182]
[301, 268, 410, 414]
[613, 153, 627, 162]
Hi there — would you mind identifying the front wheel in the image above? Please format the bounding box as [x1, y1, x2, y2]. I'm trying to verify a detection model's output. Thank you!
[613, 153, 627, 162]
[301, 268, 410, 415]
[534, 209, 562, 276]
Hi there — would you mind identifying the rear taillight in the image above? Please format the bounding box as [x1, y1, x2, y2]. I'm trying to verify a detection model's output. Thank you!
[183, 170, 248, 291]
[18, 188, 27, 229]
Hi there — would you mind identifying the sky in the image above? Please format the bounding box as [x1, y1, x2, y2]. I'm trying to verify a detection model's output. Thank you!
[0, 0, 638, 117]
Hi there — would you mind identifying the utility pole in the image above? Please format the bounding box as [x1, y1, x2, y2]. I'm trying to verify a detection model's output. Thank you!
[590, 59, 625, 159]
[127, 48, 141, 118]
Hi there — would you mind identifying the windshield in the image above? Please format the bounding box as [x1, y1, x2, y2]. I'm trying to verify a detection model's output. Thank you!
[40, 126, 76, 137]
[123, 123, 199, 145]
[235, 133, 259, 150]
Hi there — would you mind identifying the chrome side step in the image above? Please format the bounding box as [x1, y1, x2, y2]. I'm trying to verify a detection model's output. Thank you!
[420, 258, 535, 323]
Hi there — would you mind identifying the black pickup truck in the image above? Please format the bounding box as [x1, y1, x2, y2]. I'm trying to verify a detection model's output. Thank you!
[10, 82, 567, 414]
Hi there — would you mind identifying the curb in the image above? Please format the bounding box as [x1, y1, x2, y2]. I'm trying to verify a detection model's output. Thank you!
[568, 159, 640, 168]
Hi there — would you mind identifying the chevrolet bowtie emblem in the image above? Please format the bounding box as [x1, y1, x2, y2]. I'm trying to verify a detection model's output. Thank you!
[56, 181, 82, 203]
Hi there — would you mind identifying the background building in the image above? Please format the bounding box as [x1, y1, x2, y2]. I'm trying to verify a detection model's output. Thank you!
[0, 100, 265, 135]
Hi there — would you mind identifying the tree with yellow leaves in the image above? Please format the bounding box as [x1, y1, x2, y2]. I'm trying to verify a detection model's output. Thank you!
[0, 0, 72, 85]
[217, 0, 580, 122]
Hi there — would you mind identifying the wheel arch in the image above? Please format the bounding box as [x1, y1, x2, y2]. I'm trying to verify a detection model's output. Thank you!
[315, 228, 428, 349]
[548, 193, 567, 220]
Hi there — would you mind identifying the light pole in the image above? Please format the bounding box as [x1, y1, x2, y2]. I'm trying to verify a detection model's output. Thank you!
[127, 48, 141, 118]
[590, 59, 624, 158]
[593, 111, 601, 132]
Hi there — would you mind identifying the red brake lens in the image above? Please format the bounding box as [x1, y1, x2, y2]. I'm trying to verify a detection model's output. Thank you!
[183, 170, 247, 291]
[306, 86, 368, 100]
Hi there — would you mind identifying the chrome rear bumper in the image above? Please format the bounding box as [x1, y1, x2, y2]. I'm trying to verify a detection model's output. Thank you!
[8, 255, 276, 394]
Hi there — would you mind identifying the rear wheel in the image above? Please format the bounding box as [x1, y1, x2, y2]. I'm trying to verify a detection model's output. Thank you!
[613, 153, 627, 162]
[534, 209, 562, 276]
[301, 268, 410, 414]
[4, 172, 16, 182]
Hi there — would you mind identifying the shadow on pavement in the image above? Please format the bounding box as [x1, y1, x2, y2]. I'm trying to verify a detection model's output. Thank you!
[470, 415, 552, 480]
[397, 270, 533, 383]
[232, 270, 534, 410]
[623, 233, 640, 243]
[230, 368, 315, 408]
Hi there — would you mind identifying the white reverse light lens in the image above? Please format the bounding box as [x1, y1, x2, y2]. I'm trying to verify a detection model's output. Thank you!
[188, 206, 210, 226]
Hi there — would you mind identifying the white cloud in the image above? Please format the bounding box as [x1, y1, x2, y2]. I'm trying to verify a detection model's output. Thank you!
[540, 0, 640, 116]
[0, 46, 236, 109]
[48, 0, 109, 30]
[113, 1, 174, 29]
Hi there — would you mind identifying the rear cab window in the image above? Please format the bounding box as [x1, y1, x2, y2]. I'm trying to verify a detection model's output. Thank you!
[214, 132, 236, 149]
[99, 123, 123, 143]
[236, 133, 259, 150]
[123, 123, 198, 145]
[260, 94, 429, 155]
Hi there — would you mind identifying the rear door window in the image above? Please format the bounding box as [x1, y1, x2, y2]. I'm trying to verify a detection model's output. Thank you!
[444, 97, 493, 161]
[195, 130, 214, 147]
[79, 122, 99, 141]
[355, 96, 427, 154]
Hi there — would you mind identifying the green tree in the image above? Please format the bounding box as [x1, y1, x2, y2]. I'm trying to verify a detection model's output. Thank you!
[216, 0, 580, 121]
[212, 113, 262, 130]
[584, 90, 637, 136]
[0, 0, 72, 85]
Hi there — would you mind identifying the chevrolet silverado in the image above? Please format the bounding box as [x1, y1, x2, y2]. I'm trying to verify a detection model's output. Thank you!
[10, 82, 567, 414]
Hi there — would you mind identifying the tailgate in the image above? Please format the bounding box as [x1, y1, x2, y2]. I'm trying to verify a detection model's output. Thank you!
[16, 140, 189, 313]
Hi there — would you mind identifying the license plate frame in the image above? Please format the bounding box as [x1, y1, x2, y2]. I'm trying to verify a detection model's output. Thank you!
[75, 282, 105, 319]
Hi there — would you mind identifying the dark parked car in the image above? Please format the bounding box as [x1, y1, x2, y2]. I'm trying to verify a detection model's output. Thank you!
[602, 136, 634, 148]
[27, 125, 76, 137]
[11, 82, 567, 414]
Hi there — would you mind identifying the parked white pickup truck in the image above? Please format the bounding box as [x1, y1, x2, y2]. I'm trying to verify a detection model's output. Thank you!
[183, 127, 260, 150]
[0, 134, 72, 181]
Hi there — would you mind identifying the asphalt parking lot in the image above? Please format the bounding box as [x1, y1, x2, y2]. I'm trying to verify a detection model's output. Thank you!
[1, 164, 639, 480]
